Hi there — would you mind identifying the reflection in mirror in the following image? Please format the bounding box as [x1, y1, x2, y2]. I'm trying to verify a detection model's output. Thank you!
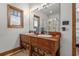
[31, 3, 60, 34]
[7, 4, 23, 28]
[76, 3, 79, 55]
[33, 15, 40, 34]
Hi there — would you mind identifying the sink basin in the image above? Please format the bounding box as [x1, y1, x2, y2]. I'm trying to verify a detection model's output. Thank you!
[24, 33, 34, 35]
[37, 34, 52, 38]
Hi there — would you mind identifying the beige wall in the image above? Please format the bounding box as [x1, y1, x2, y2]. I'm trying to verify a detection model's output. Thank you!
[60, 3, 72, 56]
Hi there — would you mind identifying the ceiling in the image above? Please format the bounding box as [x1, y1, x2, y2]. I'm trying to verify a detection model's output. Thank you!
[29, 3, 42, 11]
[29, 3, 41, 8]
[9, 3, 41, 10]
[38, 3, 60, 16]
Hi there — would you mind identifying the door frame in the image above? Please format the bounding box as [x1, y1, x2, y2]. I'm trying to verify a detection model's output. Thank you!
[72, 3, 76, 56]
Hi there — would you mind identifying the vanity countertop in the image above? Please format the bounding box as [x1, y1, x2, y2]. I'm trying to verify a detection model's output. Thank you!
[20, 33, 59, 42]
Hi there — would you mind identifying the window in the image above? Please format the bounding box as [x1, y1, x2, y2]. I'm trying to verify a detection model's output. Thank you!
[7, 4, 24, 28]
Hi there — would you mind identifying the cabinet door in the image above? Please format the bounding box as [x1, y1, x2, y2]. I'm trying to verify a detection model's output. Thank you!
[37, 38, 50, 49]
[30, 37, 37, 45]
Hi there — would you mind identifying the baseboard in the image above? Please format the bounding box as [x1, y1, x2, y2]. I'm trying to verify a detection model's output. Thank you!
[0, 47, 21, 56]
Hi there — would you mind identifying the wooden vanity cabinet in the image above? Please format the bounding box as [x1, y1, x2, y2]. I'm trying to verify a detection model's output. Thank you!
[20, 34, 60, 56]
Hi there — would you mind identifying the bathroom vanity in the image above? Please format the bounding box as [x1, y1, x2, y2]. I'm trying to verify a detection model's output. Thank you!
[20, 33, 60, 56]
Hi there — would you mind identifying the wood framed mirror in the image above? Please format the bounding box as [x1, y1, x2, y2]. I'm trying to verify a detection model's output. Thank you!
[7, 4, 24, 28]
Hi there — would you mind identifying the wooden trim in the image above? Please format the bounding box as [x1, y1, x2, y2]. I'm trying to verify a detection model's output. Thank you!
[0, 47, 21, 56]
[7, 4, 23, 12]
[72, 3, 76, 56]
[7, 4, 24, 28]
[34, 15, 40, 18]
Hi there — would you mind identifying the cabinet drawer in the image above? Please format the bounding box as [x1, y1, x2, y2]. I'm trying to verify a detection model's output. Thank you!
[30, 37, 37, 45]
[21, 35, 29, 43]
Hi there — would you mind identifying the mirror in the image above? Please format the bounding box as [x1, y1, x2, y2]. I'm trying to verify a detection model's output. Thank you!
[76, 3, 79, 55]
[7, 4, 23, 28]
[31, 3, 60, 33]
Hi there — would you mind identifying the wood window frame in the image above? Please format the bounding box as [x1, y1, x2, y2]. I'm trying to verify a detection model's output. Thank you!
[72, 3, 76, 56]
[7, 4, 24, 28]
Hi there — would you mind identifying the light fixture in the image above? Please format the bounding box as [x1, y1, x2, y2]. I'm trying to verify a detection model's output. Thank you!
[50, 10, 53, 14]
[54, 18, 56, 21]
[41, 3, 47, 7]
[32, 3, 54, 13]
